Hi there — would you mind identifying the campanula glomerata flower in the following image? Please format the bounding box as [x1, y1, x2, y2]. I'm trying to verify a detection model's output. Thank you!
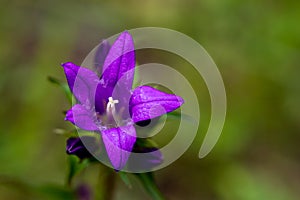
[62, 31, 184, 170]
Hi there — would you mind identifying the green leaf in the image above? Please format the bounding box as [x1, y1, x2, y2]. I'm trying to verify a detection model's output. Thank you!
[66, 155, 90, 186]
[118, 172, 132, 189]
[48, 76, 73, 104]
[134, 172, 165, 200]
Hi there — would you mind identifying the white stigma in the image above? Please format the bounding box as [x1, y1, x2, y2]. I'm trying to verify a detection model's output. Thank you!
[106, 97, 119, 113]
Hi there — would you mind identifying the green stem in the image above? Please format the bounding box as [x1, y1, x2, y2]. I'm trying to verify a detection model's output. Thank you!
[96, 165, 115, 200]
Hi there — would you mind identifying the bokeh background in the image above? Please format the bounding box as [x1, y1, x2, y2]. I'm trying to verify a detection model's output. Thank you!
[1, 0, 300, 199]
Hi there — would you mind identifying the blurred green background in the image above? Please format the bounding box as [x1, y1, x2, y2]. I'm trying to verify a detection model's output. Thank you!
[1, 0, 300, 199]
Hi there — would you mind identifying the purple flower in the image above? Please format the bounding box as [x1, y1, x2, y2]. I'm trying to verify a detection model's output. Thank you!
[66, 136, 98, 160]
[62, 31, 184, 170]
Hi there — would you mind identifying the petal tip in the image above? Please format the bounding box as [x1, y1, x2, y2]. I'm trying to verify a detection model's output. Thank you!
[61, 62, 77, 70]
[121, 30, 130, 35]
[65, 109, 73, 122]
[101, 39, 110, 46]
[118, 30, 133, 42]
[178, 96, 185, 105]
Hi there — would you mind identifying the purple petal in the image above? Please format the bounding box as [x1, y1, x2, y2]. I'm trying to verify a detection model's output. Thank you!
[61, 62, 99, 105]
[130, 86, 184, 122]
[65, 104, 98, 131]
[101, 125, 136, 170]
[100, 31, 135, 91]
[94, 40, 111, 76]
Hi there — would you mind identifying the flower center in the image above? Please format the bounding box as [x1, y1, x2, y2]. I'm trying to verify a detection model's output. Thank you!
[96, 97, 133, 129]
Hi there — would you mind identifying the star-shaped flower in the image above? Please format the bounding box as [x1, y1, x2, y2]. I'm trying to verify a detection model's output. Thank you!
[62, 31, 184, 170]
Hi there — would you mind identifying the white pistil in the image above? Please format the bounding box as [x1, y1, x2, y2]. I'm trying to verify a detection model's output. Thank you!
[106, 97, 119, 114]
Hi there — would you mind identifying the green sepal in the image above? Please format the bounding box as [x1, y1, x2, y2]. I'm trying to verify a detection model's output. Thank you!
[167, 111, 195, 122]
[48, 76, 73, 104]
[53, 128, 78, 138]
[135, 138, 159, 149]
[132, 62, 141, 89]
